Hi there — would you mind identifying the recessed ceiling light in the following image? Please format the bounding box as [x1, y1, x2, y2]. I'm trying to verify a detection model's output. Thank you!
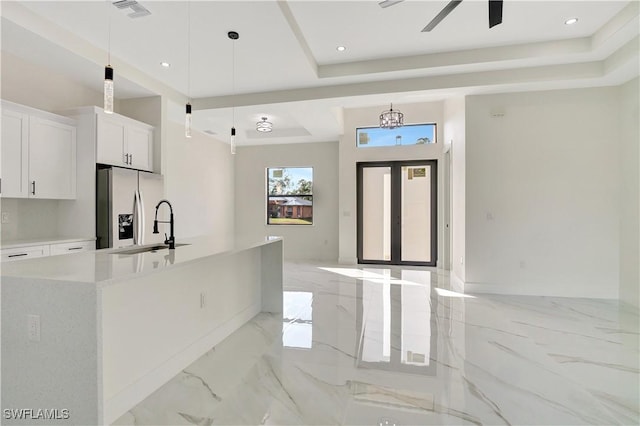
[336, 46, 346, 52]
[564, 18, 578, 25]
[160, 61, 171, 67]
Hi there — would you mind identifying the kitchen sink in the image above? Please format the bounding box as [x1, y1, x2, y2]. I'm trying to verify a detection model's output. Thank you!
[113, 243, 190, 255]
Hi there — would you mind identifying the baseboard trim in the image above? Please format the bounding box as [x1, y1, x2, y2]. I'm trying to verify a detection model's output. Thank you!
[464, 282, 618, 299]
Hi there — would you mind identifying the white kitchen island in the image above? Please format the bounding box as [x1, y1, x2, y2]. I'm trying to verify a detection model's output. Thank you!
[1, 236, 283, 425]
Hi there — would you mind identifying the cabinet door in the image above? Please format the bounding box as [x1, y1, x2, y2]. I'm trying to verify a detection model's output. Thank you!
[29, 117, 77, 199]
[1, 108, 29, 198]
[97, 115, 127, 167]
[1, 245, 50, 262]
[50, 240, 95, 256]
[127, 126, 153, 171]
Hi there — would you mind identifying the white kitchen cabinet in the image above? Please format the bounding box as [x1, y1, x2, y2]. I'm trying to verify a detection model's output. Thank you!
[0, 100, 77, 200]
[1, 238, 95, 261]
[29, 116, 77, 199]
[0, 108, 29, 197]
[49, 240, 95, 256]
[1, 244, 50, 262]
[96, 114, 126, 167]
[96, 112, 153, 172]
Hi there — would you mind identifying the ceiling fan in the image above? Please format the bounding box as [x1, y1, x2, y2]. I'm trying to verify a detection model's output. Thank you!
[379, 0, 503, 32]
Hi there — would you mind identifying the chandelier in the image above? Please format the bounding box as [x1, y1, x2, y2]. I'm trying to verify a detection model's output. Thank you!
[256, 117, 273, 133]
[379, 103, 404, 129]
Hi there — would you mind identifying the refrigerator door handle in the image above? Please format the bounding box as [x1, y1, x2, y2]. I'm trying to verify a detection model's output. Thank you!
[132, 190, 141, 245]
[138, 188, 146, 245]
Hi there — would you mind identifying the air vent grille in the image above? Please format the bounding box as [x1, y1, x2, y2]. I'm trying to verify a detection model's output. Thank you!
[113, 0, 151, 18]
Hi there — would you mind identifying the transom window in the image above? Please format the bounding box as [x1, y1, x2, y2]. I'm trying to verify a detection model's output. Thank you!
[356, 123, 437, 148]
[267, 167, 313, 225]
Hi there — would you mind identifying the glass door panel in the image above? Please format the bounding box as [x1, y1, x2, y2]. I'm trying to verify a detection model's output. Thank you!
[361, 167, 391, 261]
[401, 165, 432, 262]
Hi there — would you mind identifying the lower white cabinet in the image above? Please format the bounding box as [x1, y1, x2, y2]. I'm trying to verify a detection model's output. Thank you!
[1, 239, 95, 262]
[50, 240, 95, 256]
[1, 245, 50, 262]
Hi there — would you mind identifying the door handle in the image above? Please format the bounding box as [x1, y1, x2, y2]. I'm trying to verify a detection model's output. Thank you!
[31, 181, 36, 195]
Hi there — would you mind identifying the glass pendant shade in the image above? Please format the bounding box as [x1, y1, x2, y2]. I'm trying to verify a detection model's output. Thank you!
[230, 127, 236, 155]
[104, 66, 114, 114]
[379, 103, 404, 129]
[185, 103, 192, 138]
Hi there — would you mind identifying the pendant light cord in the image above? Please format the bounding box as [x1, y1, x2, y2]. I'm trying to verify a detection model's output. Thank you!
[107, 0, 111, 64]
[187, 1, 191, 103]
[232, 36, 236, 125]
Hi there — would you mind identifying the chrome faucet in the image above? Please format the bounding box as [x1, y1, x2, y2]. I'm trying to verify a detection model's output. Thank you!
[153, 199, 175, 249]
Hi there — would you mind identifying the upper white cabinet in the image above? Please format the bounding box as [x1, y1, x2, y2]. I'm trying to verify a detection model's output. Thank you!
[1, 101, 77, 199]
[29, 116, 77, 199]
[96, 112, 153, 172]
[1, 108, 29, 197]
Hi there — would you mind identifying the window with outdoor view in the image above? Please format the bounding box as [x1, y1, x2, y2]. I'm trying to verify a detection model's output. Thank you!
[356, 123, 437, 148]
[267, 167, 313, 225]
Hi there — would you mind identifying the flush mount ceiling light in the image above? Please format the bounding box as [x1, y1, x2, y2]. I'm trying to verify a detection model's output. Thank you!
[336, 45, 346, 52]
[379, 103, 404, 129]
[256, 117, 273, 133]
[160, 61, 170, 67]
[564, 17, 578, 25]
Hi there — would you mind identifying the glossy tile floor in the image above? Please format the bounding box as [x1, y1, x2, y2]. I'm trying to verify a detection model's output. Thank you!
[114, 262, 639, 425]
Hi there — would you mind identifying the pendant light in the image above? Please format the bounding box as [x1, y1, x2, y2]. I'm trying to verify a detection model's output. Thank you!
[379, 103, 404, 129]
[185, 2, 192, 138]
[104, 0, 114, 114]
[229, 31, 239, 155]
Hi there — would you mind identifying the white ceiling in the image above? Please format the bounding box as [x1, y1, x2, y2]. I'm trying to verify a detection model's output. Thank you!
[1, 1, 638, 147]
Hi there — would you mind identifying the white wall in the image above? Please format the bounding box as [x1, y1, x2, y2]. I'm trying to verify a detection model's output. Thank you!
[444, 97, 466, 284]
[618, 77, 639, 308]
[464, 87, 621, 299]
[164, 121, 235, 243]
[234, 141, 339, 261]
[339, 102, 445, 265]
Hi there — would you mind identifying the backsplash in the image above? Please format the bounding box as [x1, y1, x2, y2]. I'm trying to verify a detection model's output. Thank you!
[0, 198, 62, 242]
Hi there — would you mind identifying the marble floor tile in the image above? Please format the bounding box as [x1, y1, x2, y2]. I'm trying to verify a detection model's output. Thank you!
[113, 262, 640, 426]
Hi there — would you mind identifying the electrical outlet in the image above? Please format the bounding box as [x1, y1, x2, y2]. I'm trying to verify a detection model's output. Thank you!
[28, 314, 41, 342]
[1, 212, 9, 224]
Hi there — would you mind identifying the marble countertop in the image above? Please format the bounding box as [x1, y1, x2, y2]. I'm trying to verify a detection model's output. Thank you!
[0, 235, 282, 287]
[1, 236, 96, 249]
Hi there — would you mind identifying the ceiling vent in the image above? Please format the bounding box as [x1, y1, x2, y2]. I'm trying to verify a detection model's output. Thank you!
[113, 0, 151, 18]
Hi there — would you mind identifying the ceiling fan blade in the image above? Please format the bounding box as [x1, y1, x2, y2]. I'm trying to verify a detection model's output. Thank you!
[422, 0, 463, 32]
[489, 0, 503, 28]
[378, 0, 404, 8]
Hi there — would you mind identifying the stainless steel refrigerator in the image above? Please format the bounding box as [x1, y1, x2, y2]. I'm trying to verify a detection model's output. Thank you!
[96, 167, 165, 249]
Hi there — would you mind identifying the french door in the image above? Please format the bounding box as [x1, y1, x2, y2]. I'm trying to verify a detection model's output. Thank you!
[357, 160, 437, 266]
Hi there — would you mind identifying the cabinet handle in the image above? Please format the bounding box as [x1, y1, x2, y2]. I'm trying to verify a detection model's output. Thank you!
[8, 253, 28, 258]
[31, 181, 36, 195]
[129, 153, 133, 165]
[67, 247, 83, 251]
